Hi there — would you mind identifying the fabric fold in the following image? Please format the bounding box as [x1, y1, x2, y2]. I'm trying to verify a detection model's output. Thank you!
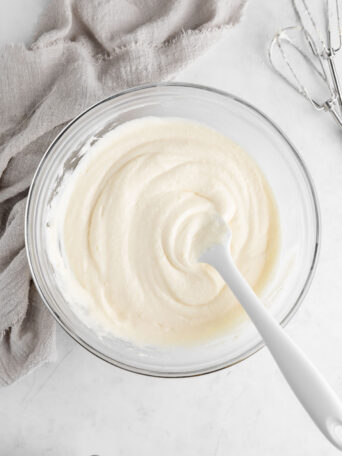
[0, 0, 246, 386]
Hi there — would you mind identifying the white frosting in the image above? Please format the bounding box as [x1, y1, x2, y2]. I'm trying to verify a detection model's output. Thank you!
[47, 117, 280, 345]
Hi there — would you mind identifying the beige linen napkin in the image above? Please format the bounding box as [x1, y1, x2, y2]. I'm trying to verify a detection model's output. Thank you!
[0, 0, 246, 386]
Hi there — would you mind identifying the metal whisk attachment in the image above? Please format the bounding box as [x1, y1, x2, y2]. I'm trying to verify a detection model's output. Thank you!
[269, 0, 342, 128]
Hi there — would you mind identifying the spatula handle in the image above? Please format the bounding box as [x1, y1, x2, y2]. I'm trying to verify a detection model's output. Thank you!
[204, 245, 342, 450]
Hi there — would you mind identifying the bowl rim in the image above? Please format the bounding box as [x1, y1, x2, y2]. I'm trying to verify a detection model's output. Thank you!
[25, 81, 321, 378]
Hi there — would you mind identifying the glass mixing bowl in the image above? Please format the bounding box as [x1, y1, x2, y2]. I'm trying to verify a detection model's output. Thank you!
[25, 83, 320, 377]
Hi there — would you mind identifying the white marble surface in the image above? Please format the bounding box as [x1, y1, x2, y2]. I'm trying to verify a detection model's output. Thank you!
[1, 0, 342, 454]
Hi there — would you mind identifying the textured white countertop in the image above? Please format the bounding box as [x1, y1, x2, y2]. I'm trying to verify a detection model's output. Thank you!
[1, 0, 342, 455]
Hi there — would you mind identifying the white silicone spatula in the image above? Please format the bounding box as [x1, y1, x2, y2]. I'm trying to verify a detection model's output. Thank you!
[199, 224, 342, 450]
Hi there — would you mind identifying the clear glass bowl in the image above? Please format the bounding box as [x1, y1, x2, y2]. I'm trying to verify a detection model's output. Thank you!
[25, 83, 320, 377]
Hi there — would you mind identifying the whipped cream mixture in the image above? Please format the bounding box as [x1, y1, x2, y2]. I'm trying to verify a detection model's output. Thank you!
[47, 117, 280, 345]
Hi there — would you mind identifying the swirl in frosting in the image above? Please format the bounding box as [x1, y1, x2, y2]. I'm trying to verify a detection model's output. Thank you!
[47, 117, 280, 345]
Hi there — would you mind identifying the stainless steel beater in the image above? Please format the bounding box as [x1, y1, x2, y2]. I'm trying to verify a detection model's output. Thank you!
[269, 0, 342, 128]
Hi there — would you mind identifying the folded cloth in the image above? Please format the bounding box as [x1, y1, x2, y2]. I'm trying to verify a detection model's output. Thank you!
[0, 0, 246, 386]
